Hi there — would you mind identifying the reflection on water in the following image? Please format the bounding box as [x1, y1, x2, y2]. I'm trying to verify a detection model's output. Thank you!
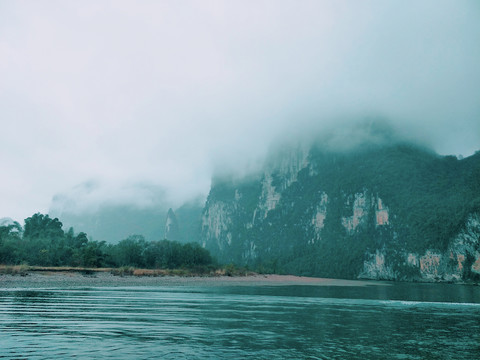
[1, 283, 480, 359]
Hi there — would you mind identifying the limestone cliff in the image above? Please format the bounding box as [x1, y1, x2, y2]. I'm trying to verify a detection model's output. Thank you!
[201, 202, 234, 251]
[360, 213, 480, 281]
[164, 208, 180, 242]
[253, 146, 309, 222]
[200, 140, 480, 282]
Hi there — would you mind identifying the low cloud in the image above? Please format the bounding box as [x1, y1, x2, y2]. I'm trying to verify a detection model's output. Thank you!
[0, 0, 479, 220]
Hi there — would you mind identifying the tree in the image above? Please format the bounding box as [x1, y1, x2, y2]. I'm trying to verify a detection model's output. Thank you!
[111, 235, 147, 268]
[24, 213, 64, 240]
[0, 223, 22, 264]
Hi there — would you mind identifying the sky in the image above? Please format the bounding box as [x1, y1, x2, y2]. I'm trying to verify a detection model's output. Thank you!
[1, 0, 479, 222]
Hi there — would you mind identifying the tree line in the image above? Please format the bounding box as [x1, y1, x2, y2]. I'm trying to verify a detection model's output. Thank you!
[0, 213, 214, 269]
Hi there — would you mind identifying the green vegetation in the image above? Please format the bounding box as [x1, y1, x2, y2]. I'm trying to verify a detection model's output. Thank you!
[0, 213, 215, 272]
[2, 140, 479, 281]
[203, 142, 480, 280]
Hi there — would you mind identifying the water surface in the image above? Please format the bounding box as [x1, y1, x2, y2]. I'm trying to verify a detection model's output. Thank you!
[1, 281, 479, 359]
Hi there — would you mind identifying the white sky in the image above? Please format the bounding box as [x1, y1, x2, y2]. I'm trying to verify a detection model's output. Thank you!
[1, 0, 479, 221]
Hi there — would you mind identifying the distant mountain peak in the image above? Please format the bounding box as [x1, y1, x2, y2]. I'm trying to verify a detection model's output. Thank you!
[164, 208, 180, 241]
[200, 138, 480, 282]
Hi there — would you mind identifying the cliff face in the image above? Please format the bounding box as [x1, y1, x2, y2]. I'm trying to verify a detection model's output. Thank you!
[200, 141, 480, 282]
[164, 208, 180, 241]
[359, 214, 480, 281]
[166, 200, 204, 244]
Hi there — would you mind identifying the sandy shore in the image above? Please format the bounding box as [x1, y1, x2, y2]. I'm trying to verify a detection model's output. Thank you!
[0, 272, 387, 288]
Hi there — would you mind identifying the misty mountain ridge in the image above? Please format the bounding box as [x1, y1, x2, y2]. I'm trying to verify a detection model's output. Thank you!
[212, 118, 438, 183]
[49, 180, 205, 244]
[200, 122, 480, 282]
[49, 180, 171, 214]
[49, 181, 173, 243]
[45, 120, 480, 282]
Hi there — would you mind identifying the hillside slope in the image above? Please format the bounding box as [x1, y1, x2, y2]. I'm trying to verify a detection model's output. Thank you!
[200, 139, 480, 282]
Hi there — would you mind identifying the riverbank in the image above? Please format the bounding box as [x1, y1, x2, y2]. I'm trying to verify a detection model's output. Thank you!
[0, 271, 385, 288]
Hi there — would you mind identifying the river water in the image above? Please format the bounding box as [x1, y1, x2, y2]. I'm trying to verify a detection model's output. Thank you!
[1, 281, 479, 359]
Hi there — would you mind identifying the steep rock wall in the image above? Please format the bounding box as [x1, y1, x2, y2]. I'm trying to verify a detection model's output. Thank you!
[360, 214, 480, 281]
[201, 202, 234, 251]
[200, 142, 480, 282]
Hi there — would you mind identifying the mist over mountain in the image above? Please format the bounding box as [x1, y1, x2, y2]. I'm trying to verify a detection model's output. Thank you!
[49, 181, 172, 243]
[200, 121, 480, 282]
[1, 1, 479, 283]
[1, 1, 479, 221]
[48, 179, 206, 244]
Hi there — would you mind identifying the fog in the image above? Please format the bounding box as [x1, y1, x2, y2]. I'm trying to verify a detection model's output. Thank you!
[1, 0, 479, 221]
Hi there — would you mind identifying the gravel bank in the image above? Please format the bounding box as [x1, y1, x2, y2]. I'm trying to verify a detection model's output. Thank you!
[0, 272, 385, 288]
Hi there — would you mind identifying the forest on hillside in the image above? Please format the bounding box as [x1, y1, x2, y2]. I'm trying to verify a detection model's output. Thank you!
[202, 144, 480, 279]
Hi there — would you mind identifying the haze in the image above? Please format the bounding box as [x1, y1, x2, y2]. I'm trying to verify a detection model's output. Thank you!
[1, 0, 479, 221]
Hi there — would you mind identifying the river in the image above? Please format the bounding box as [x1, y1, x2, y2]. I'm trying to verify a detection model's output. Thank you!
[1, 279, 479, 359]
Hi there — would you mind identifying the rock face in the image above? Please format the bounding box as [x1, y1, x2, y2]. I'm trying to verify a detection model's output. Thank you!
[200, 140, 480, 282]
[164, 208, 180, 242]
[201, 202, 233, 250]
[359, 214, 480, 281]
[360, 249, 395, 280]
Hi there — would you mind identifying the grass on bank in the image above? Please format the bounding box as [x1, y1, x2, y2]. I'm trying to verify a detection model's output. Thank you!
[0, 264, 256, 277]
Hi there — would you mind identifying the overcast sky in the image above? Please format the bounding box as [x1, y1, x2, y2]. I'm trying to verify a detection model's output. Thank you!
[1, 0, 479, 221]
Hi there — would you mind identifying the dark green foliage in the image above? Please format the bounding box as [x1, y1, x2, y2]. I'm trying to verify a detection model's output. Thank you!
[0, 213, 215, 270]
[204, 141, 480, 280]
[463, 252, 480, 281]
[0, 222, 22, 264]
[24, 213, 64, 241]
[109, 235, 148, 268]
[106, 237, 213, 269]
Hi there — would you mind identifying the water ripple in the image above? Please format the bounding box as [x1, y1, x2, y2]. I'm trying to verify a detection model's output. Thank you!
[1, 286, 480, 359]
